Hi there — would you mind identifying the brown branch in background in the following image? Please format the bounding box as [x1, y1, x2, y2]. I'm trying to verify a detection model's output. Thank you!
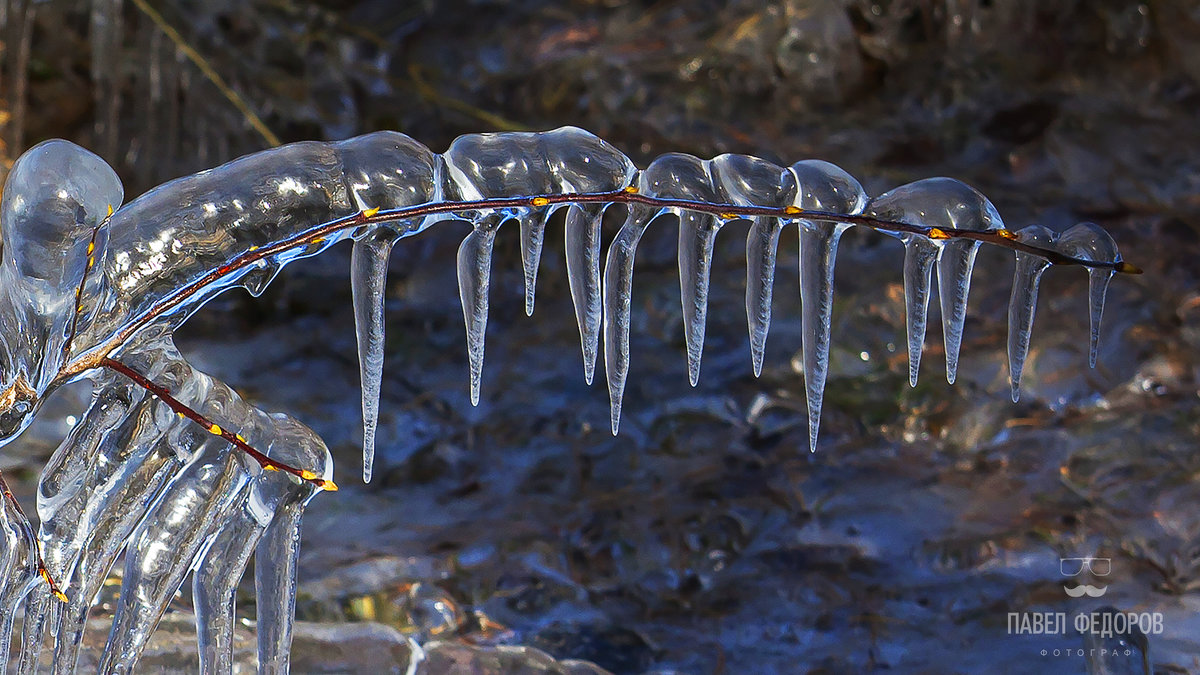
[99, 357, 337, 492]
[0, 471, 67, 602]
[406, 63, 533, 132]
[129, 0, 281, 148]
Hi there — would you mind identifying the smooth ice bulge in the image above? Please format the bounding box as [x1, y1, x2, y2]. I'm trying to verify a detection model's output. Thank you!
[866, 178, 1002, 387]
[790, 161, 867, 453]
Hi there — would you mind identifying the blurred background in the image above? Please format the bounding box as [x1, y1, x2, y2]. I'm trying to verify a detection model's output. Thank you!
[2, 0, 1199, 672]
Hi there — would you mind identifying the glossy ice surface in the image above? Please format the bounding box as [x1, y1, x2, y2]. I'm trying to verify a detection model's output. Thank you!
[0, 127, 1124, 672]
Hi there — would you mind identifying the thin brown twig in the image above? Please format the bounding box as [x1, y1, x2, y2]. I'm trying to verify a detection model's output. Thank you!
[62, 208, 112, 366]
[0, 470, 67, 602]
[69, 190, 1139, 373]
[99, 357, 336, 492]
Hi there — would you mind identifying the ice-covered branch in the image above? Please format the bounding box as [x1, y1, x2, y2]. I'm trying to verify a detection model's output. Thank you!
[0, 128, 1130, 481]
[0, 126, 1137, 673]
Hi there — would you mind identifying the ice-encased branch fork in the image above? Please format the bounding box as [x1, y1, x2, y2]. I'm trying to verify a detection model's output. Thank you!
[0, 127, 1137, 481]
[0, 126, 1136, 673]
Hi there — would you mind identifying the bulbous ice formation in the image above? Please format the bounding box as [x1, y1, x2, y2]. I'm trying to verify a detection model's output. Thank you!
[0, 140, 123, 441]
[1055, 222, 1120, 368]
[789, 160, 867, 453]
[866, 178, 1003, 387]
[0, 127, 1129, 674]
[1007, 224, 1057, 402]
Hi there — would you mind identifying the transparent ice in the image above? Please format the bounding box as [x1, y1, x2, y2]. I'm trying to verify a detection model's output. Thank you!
[0, 127, 1126, 672]
[866, 178, 1003, 387]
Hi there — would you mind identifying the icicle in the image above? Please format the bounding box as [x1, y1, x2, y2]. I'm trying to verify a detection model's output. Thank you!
[866, 178, 1000, 386]
[789, 160, 867, 452]
[351, 230, 395, 483]
[1086, 270, 1113, 368]
[0, 486, 41, 675]
[1007, 225, 1056, 402]
[602, 208, 653, 434]
[934, 189, 1002, 384]
[903, 238, 938, 386]
[711, 153, 798, 379]
[744, 216, 784, 377]
[457, 220, 499, 406]
[255, 501, 306, 674]
[98, 450, 248, 674]
[564, 204, 605, 384]
[678, 211, 722, 386]
[1056, 222, 1121, 368]
[798, 222, 849, 453]
[194, 512, 260, 675]
[17, 587, 49, 673]
[937, 240, 977, 384]
[519, 209, 550, 316]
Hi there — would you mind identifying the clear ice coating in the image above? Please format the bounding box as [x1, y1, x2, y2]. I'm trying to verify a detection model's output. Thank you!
[444, 128, 637, 405]
[0, 127, 1128, 672]
[1055, 222, 1120, 368]
[866, 178, 1002, 386]
[789, 161, 867, 453]
[351, 231, 396, 483]
[709, 154, 798, 378]
[1007, 225, 1057, 402]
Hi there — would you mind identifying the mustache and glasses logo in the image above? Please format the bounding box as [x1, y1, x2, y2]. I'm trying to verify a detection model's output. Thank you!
[1060, 557, 1110, 598]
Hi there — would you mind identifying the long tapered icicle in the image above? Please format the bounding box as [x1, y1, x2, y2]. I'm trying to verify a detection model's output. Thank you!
[1057, 222, 1121, 368]
[564, 204, 605, 384]
[679, 212, 722, 386]
[788, 160, 866, 453]
[1007, 225, 1056, 402]
[1085, 270, 1113, 368]
[350, 232, 395, 483]
[902, 239, 939, 386]
[520, 209, 550, 316]
[709, 153, 798, 379]
[933, 185, 1001, 384]
[745, 217, 784, 377]
[194, 511, 260, 674]
[603, 209, 652, 434]
[457, 224, 499, 406]
[937, 239, 982, 384]
[799, 221, 848, 453]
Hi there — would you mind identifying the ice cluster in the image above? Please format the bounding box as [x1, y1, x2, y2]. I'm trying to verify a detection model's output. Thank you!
[0, 128, 1127, 671]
